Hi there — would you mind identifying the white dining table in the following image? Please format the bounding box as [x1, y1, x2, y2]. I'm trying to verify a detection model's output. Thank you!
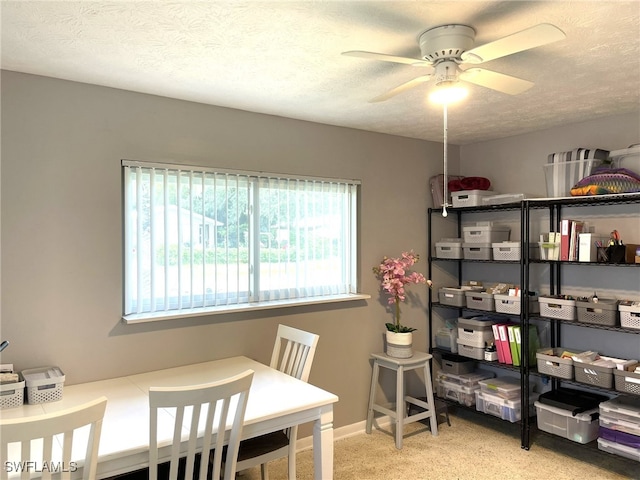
[1, 356, 339, 479]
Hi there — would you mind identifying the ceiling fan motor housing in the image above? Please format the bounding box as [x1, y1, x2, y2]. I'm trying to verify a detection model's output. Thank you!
[419, 24, 475, 63]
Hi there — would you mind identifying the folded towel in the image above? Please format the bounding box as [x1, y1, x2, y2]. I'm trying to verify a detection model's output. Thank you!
[460, 177, 491, 190]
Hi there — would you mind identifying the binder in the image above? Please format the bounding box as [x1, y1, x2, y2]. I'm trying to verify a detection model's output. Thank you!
[507, 325, 520, 366]
[560, 219, 572, 261]
[497, 324, 513, 365]
[491, 324, 504, 363]
[514, 324, 540, 366]
[513, 326, 522, 366]
[569, 221, 585, 261]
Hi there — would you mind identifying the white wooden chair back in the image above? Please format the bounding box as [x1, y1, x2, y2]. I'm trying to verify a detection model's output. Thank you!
[234, 326, 319, 480]
[270, 324, 319, 382]
[148, 369, 254, 480]
[0, 396, 108, 480]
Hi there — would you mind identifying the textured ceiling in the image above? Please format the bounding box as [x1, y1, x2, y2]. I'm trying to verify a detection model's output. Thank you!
[2, 1, 639, 145]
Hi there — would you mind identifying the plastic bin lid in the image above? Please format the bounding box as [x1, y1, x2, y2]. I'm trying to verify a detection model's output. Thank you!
[600, 395, 640, 415]
[538, 387, 609, 415]
[21, 366, 65, 387]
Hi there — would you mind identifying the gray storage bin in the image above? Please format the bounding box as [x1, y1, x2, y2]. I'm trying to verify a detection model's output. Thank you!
[576, 298, 619, 326]
[536, 347, 574, 380]
[439, 287, 467, 307]
[456, 340, 485, 360]
[573, 361, 615, 388]
[462, 243, 492, 260]
[441, 354, 475, 374]
[464, 291, 495, 311]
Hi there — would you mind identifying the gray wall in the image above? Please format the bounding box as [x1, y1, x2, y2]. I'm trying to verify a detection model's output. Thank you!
[0, 70, 457, 431]
[1, 70, 638, 434]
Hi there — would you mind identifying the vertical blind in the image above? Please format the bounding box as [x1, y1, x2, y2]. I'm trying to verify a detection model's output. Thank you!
[123, 160, 359, 317]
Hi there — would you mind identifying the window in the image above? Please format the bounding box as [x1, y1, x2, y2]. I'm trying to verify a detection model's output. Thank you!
[122, 160, 361, 321]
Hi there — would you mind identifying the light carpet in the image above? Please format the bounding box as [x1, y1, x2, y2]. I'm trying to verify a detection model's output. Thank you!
[239, 409, 639, 480]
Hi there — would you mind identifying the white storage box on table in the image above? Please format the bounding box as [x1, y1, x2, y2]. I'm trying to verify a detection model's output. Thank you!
[435, 238, 463, 259]
[539, 295, 577, 321]
[576, 298, 619, 326]
[436, 371, 495, 407]
[536, 347, 574, 380]
[463, 243, 492, 260]
[465, 291, 495, 311]
[22, 366, 65, 404]
[494, 293, 540, 315]
[544, 158, 604, 197]
[475, 390, 539, 423]
[452, 190, 495, 208]
[619, 301, 640, 330]
[462, 223, 510, 244]
[573, 356, 628, 389]
[535, 401, 600, 444]
[479, 376, 533, 400]
[457, 317, 499, 348]
[0, 373, 25, 409]
[435, 327, 458, 353]
[614, 368, 640, 395]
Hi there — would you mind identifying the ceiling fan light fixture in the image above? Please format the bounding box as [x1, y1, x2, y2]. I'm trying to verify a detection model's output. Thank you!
[429, 85, 468, 105]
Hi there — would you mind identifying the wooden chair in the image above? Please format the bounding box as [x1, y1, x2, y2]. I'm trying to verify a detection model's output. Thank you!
[149, 369, 254, 480]
[0, 396, 108, 480]
[234, 324, 319, 480]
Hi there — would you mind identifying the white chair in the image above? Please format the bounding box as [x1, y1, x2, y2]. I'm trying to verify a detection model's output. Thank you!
[149, 369, 254, 480]
[235, 324, 319, 480]
[0, 396, 108, 480]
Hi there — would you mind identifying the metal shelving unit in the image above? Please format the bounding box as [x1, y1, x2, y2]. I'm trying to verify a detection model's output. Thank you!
[428, 193, 640, 451]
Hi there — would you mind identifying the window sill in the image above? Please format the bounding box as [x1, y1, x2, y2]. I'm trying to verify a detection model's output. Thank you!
[122, 293, 371, 324]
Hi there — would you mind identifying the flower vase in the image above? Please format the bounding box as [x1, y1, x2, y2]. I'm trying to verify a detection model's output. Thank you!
[385, 331, 413, 358]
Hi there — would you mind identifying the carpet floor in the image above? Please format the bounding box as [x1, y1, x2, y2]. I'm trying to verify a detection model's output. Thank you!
[238, 408, 639, 480]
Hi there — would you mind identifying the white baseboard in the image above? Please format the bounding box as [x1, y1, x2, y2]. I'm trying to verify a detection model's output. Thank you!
[295, 416, 392, 452]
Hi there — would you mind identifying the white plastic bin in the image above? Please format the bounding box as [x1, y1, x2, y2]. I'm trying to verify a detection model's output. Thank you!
[463, 243, 492, 260]
[463, 224, 510, 244]
[494, 294, 540, 315]
[465, 291, 495, 311]
[22, 366, 65, 404]
[539, 296, 577, 321]
[457, 317, 497, 348]
[451, 190, 495, 208]
[619, 301, 640, 330]
[435, 238, 463, 259]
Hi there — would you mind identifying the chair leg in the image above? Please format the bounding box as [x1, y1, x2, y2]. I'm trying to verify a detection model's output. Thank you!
[260, 463, 269, 480]
[287, 431, 297, 479]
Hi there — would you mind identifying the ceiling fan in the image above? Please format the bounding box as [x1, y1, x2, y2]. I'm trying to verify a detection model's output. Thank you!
[342, 23, 566, 102]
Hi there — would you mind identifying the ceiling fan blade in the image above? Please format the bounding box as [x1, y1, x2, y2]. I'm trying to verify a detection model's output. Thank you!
[342, 50, 432, 67]
[369, 75, 432, 102]
[459, 68, 533, 95]
[460, 23, 566, 64]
